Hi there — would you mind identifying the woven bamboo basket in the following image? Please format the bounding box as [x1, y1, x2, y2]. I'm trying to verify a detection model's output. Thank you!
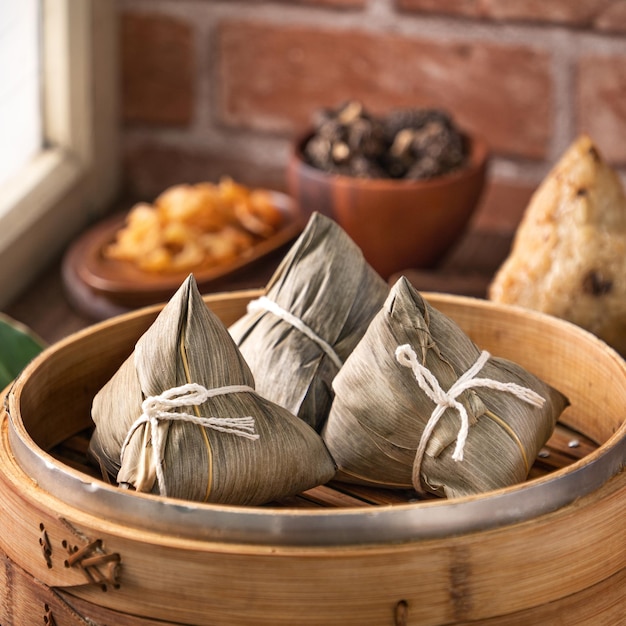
[1, 289, 625, 626]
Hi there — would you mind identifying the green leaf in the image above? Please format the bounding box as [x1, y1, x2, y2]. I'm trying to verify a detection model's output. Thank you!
[0, 313, 46, 390]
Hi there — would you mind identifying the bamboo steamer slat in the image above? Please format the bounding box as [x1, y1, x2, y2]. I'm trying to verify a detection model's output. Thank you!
[1, 290, 625, 626]
[3, 545, 625, 626]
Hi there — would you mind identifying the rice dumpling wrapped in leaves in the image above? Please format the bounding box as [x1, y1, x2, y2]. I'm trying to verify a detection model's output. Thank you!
[489, 135, 626, 357]
[229, 212, 389, 432]
[89, 275, 336, 505]
[322, 277, 569, 499]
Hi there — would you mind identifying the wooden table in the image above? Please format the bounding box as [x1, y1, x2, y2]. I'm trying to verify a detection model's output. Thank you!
[6, 226, 513, 346]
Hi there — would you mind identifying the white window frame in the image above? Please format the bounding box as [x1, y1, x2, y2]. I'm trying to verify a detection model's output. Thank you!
[0, 0, 119, 308]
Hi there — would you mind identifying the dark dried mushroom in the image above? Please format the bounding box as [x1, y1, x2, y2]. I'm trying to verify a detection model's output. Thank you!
[302, 101, 468, 180]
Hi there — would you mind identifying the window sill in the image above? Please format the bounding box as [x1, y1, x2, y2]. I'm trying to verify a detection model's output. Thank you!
[0, 0, 119, 309]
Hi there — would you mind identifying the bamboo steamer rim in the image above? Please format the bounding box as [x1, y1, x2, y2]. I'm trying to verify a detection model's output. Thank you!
[5, 289, 626, 547]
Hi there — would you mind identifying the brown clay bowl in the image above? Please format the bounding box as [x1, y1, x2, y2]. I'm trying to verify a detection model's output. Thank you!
[287, 133, 489, 278]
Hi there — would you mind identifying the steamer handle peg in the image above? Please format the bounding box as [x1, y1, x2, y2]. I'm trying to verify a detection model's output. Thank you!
[64, 538, 122, 590]
[38, 522, 122, 590]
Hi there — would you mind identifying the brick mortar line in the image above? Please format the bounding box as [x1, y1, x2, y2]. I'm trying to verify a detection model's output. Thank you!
[122, 124, 626, 185]
[122, 126, 292, 163]
[191, 18, 213, 135]
[549, 30, 577, 163]
[120, 125, 550, 184]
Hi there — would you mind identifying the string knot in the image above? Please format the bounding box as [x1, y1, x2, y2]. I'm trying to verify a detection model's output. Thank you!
[247, 296, 343, 371]
[395, 344, 545, 492]
[120, 382, 260, 497]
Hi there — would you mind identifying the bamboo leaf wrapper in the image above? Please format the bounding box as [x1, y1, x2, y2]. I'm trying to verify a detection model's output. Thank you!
[322, 277, 569, 498]
[89, 275, 336, 505]
[229, 212, 389, 432]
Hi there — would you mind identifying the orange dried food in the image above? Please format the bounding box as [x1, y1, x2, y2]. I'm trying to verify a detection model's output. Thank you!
[104, 178, 284, 274]
[200, 227, 255, 264]
[105, 204, 162, 262]
[236, 190, 285, 237]
[155, 183, 235, 232]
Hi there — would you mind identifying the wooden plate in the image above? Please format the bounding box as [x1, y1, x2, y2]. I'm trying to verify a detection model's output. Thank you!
[62, 191, 303, 315]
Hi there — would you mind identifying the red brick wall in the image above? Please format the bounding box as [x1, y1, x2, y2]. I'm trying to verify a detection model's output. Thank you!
[118, 0, 626, 234]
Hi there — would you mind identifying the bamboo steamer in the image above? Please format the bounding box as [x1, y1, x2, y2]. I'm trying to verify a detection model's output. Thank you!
[1, 289, 625, 626]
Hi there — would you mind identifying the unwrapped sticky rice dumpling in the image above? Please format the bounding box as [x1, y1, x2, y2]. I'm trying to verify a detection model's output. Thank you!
[229, 212, 389, 432]
[322, 277, 569, 499]
[489, 135, 626, 356]
[89, 275, 336, 506]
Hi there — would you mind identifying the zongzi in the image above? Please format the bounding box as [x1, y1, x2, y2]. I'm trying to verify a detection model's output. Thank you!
[322, 277, 569, 499]
[89, 274, 336, 505]
[489, 135, 626, 356]
[229, 212, 389, 432]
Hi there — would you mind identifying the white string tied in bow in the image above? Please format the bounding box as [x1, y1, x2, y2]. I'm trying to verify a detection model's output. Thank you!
[120, 382, 260, 497]
[247, 296, 343, 371]
[395, 344, 545, 491]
